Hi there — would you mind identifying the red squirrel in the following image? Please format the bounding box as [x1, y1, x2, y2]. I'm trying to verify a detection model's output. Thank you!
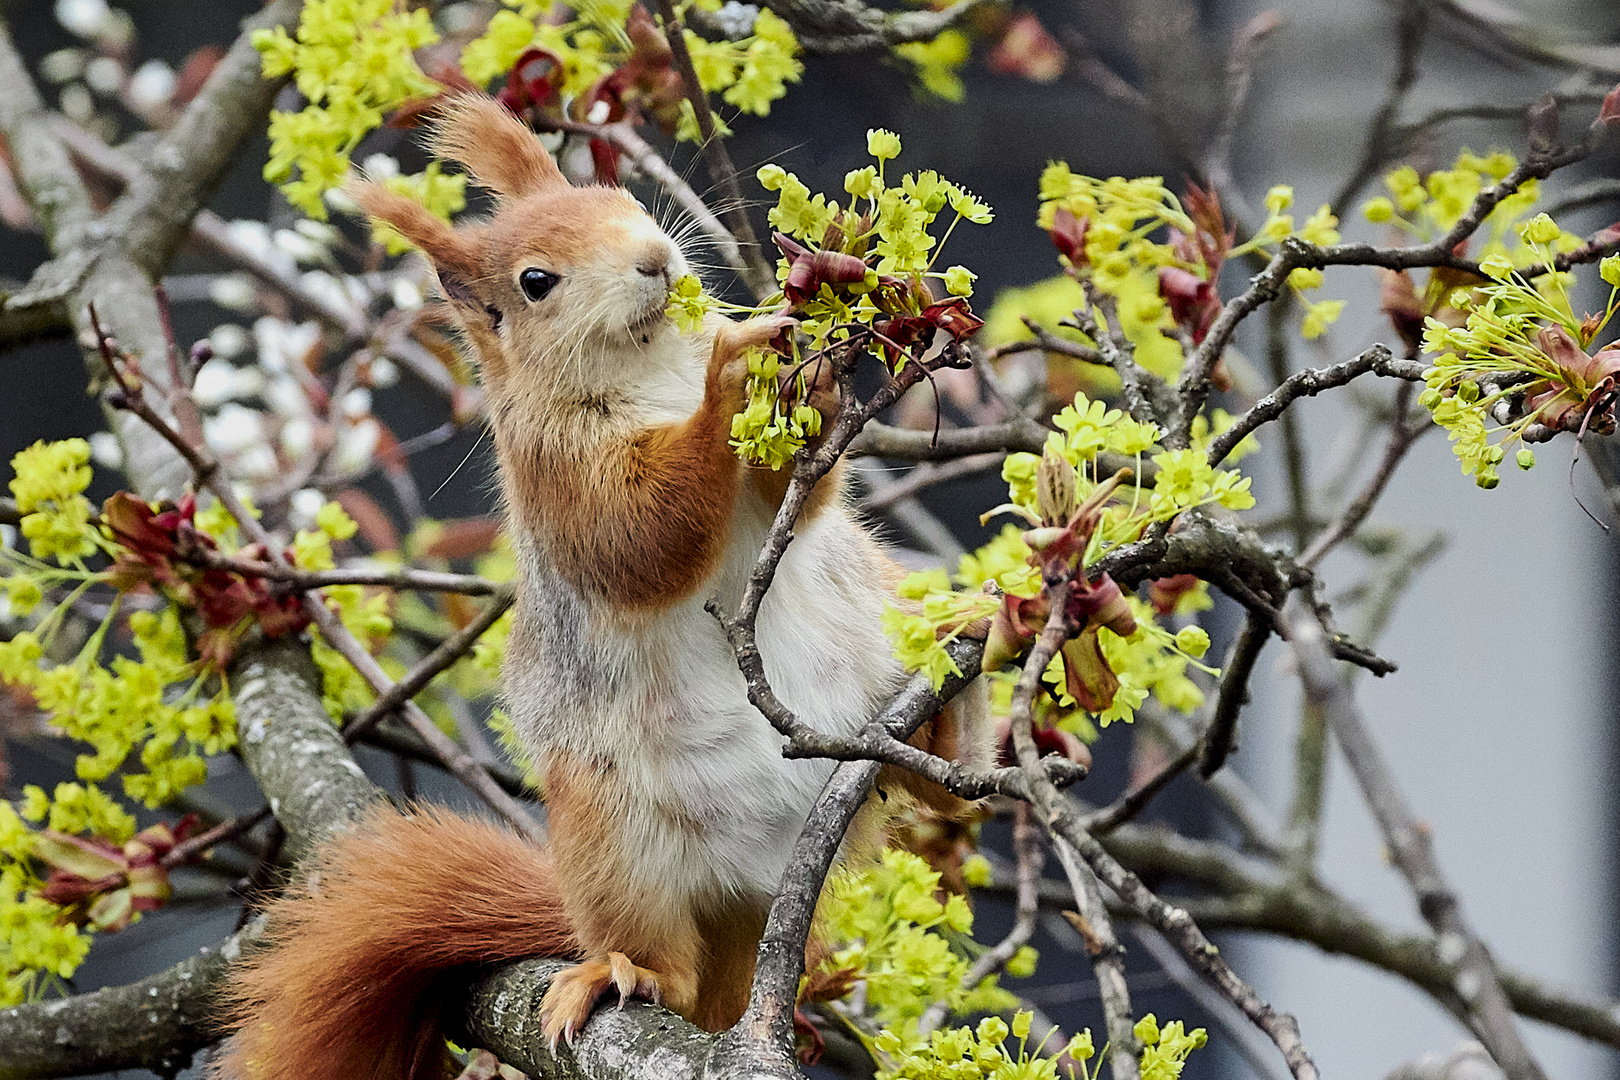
[213, 94, 989, 1080]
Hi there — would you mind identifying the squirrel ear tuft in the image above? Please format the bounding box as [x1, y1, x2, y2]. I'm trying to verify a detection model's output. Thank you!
[428, 93, 567, 200]
[349, 181, 484, 308]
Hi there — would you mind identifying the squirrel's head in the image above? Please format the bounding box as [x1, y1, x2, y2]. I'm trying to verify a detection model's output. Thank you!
[352, 94, 688, 392]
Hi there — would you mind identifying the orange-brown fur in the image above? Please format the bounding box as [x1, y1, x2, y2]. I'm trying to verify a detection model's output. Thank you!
[497, 319, 786, 609]
[215, 808, 577, 1080]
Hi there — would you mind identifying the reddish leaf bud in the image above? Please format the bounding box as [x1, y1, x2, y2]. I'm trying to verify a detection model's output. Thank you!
[1049, 207, 1089, 267]
[1601, 83, 1620, 128]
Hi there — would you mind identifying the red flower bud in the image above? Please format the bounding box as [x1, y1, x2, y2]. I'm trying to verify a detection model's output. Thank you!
[775, 233, 870, 306]
[1602, 82, 1620, 128]
[1066, 573, 1137, 638]
[922, 297, 984, 342]
[988, 13, 1066, 83]
[1049, 208, 1089, 267]
[1061, 627, 1119, 714]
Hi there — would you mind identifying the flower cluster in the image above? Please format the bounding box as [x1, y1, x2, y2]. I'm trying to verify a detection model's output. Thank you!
[1364, 150, 1570, 352]
[463, 0, 801, 144]
[874, 1011, 1093, 1080]
[816, 848, 1020, 1037]
[0, 454, 230, 1003]
[871, 1008, 1205, 1080]
[1034, 167, 1192, 377]
[2, 798, 93, 1005]
[893, 29, 971, 102]
[725, 129, 992, 467]
[2, 436, 530, 999]
[728, 348, 827, 471]
[9, 439, 97, 565]
[1237, 184, 1345, 339]
[884, 394, 1239, 735]
[255, 0, 448, 218]
[1419, 219, 1620, 487]
[1362, 151, 1545, 241]
[1136, 1014, 1208, 1080]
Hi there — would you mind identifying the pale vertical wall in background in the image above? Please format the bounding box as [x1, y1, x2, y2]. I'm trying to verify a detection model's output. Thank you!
[1233, 2, 1616, 1077]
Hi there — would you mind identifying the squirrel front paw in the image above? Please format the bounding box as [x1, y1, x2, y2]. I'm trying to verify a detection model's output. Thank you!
[540, 952, 664, 1049]
[711, 314, 800, 409]
[724, 312, 799, 356]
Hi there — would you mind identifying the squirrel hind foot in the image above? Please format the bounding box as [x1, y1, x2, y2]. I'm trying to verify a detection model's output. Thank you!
[541, 952, 664, 1049]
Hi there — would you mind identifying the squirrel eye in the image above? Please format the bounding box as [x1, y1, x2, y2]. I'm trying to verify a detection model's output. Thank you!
[519, 267, 559, 302]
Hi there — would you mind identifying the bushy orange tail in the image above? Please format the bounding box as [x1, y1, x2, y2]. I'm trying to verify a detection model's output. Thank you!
[213, 805, 578, 1080]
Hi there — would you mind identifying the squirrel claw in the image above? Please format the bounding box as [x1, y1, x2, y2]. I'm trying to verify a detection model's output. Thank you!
[540, 953, 663, 1048]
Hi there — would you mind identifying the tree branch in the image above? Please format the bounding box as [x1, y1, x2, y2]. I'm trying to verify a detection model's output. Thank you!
[1197, 610, 1271, 778]
[343, 587, 515, 743]
[1207, 344, 1424, 466]
[760, 0, 988, 54]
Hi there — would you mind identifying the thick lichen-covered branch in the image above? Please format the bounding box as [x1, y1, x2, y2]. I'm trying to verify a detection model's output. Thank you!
[0, 635, 377, 1080]
[0, 2, 300, 496]
[758, 0, 986, 54]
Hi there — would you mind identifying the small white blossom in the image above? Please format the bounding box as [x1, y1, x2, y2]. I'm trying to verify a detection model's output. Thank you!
[55, 0, 110, 39]
[361, 153, 400, 180]
[333, 418, 381, 473]
[253, 317, 321, 374]
[209, 274, 257, 312]
[127, 60, 175, 111]
[281, 418, 315, 461]
[234, 444, 278, 479]
[340, 388, 372, 419]
[274, 228, 327, 266]
[60, 83, 94, 123]
[191, 358, 236, 407]
[39, 48, 86, 85]
[390, 278, 423, 311]
[88, 431, 122, 470]
[204, 403, 265, 455]
[265, 374, 310, 418]
[84, 56, 122, 95]
[290, 488, 325, 531]
[208, 323, 248, 359]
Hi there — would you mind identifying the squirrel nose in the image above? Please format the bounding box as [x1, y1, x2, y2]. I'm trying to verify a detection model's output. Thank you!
[636, 242, 673, 279]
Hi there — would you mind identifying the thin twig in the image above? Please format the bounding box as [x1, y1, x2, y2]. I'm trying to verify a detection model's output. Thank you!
[1005, 586, 1139, 1080]
[1329, 0, 1431, 213]
[1069, 285, 1170, 424]
[1197, 611, 1271, 778]
[194, 550, 504, 597]
[1179, 144, 1602, 444]
[653, 0, 775, 297]
[1265, 302, 1314, 553]
[1207, 344, 1422, 466]
[91, 314, 542, 843]
[159, 806, 273, 870]
[1204, 11, 1283, 194]
[919, 802, 1043, 1036]
[989, 318, 1105, 365]
[1082, 742, 1199, 837]
[343, 588, 514, 743]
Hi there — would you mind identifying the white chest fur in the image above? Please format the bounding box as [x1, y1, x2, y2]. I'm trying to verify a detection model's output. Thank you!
[505, 494, 905, 904]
